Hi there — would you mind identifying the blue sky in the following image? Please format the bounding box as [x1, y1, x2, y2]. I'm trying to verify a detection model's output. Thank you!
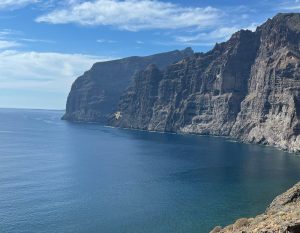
[0, 0, 299, 109]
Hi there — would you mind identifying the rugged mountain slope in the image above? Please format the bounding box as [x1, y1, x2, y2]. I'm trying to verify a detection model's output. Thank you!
[230, 13, 300, 151]
[112, 30, 259, 133]
[110, 13, 300, 152]
[210, 182, 300, 233]
[62, 47, 193, 122]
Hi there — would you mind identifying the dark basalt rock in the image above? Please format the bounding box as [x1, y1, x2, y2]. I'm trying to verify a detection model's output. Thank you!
[62, 47, 193, 122]
[286, 223, 300, 233]
[110, 13, 300, 152]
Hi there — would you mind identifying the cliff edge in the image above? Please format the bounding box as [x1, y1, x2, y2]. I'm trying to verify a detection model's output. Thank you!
[210, 182, 300, 233]
[62, 48, 193, 122]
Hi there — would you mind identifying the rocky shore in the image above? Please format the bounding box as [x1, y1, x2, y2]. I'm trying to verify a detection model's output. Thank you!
[210, 182, 300, 233]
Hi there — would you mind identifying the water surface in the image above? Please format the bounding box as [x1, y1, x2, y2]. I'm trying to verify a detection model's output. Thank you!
[1, 108, 300, 233]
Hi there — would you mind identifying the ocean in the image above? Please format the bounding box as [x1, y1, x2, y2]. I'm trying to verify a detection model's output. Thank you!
[1, 108, 300, 233]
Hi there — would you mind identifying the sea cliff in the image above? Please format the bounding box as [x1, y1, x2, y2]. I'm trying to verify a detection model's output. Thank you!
[110, 13, 300, 152]
[62, 48, 193, 122]
[63, 13, 300, 152]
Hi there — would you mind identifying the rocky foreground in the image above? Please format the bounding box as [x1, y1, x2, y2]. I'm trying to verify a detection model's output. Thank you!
[210, 182, 300, 233]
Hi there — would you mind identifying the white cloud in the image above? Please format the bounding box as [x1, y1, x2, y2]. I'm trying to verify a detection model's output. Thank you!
[0, 28, 55, 46]
[19, 38, 55, 43]
[0, 40, 21, 49]
[282, 4, 300, 10]
[0, 29, 21, 39]
[276, 0, 300, 10]
[0, 29, 22, 49]
[97, 39, 116, 43]
[0, 0, 38, 9]
[174, 22, 258, 46]
[174, 27, 240, 46]
[0, 50, 113, 90]
[0, 29, 14, 37]
[36, 0, 221, 31]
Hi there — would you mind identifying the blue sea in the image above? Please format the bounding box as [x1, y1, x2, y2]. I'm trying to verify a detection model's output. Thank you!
[1, 108, 300, 233]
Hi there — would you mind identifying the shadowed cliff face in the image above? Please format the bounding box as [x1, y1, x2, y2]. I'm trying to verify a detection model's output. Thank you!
[110, 13, 300, 152]
[230, 13, 300, 152]
[112, 30, 259, 133]
[62, 48, 194, 122]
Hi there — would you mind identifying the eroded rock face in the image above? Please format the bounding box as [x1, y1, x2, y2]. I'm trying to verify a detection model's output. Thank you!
[112, 30, 259, 132]
[230, 13, 300, 152]
[62, 48, 193, 122]
[110, 13, 300, 152]
[210, 182, 300, 233]
[113, 64, 163, 129]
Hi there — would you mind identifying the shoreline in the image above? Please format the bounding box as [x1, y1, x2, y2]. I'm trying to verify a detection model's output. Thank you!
[63, 118, 300, 155]
[210, 182, 300, 233]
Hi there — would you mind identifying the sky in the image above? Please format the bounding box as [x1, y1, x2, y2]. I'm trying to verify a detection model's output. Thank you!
[0, 0, 299, 109]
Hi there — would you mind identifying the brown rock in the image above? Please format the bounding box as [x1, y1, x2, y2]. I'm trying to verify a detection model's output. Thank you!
[210, 182, 300, 233]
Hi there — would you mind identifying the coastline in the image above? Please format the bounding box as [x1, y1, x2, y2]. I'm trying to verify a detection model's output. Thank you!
[64, 118, 300, 155]
[210, 182, 300, 233]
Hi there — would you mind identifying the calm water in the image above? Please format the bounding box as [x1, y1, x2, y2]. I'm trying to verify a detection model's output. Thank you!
[1, 109, 300, 233]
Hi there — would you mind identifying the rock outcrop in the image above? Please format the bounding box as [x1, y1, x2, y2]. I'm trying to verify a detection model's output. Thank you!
[62, 48, 193, 122]
[210, 182, 300, 233]
[110, 13, 300, 152]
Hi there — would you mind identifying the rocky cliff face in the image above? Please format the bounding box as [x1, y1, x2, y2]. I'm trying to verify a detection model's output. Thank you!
[62, 48, 193, 122]
[230, 13, 300, 151]
[110, 13, 300, 152]
[210, 182, 300, 233]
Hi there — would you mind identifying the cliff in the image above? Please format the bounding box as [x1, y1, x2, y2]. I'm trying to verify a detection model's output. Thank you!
[62, 48, 193, 122]
[210, 182, 300, 233]
[110, 13, 300, 152]
[230, 13, 300, 151]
